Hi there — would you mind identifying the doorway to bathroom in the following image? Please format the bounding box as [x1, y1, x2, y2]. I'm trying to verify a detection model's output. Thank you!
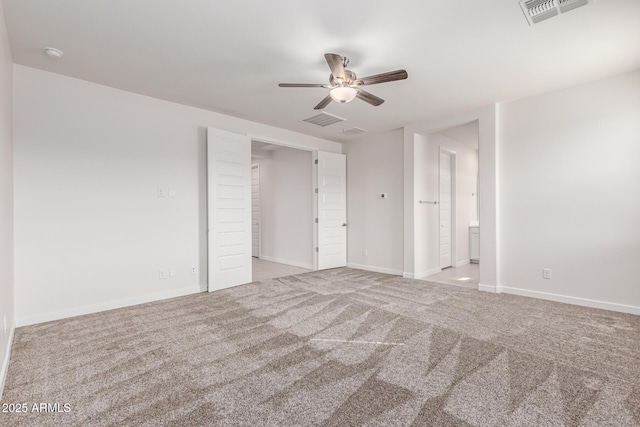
[419, 120, 480, 288]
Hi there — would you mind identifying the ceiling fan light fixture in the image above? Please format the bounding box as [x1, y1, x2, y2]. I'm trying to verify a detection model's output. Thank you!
[329, 86, 357, 103]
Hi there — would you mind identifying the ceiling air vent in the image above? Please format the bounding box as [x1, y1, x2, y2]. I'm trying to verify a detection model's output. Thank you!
[519, 0, 591, 25]
[521, 0, 558, 24]
[302, 112, 346, 127]
[558, 0, 589, 13]
[342, 127, 367, 135]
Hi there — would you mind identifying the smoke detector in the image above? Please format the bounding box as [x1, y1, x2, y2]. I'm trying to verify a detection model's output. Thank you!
[44, 47, 64, 59]
[519, 0, 591, 25]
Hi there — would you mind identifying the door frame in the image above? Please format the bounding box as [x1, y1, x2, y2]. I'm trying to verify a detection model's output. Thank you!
[251, 163, 261, 259]
[312, 152, 319, 271]
[439, 147, 456, 269]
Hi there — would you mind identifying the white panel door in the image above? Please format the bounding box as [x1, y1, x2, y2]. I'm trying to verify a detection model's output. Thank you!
[439, 151, 453, 269]
[317, 151, 347, 270]
[251, 164, 260, 258]
[207, 128, 252, 292]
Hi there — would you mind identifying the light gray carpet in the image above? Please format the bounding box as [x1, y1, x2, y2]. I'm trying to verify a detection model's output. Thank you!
[2, 268, 639, 426]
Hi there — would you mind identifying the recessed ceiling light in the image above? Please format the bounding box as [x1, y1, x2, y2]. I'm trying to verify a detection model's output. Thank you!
[44, 48, 64, 59]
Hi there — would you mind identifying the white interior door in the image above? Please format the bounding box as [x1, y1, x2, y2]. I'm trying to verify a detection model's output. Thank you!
[251, 164, 260, 258]
[317, 151, 347, 270]
[439, 151, 453, 269]
[207, 127, 252, 292]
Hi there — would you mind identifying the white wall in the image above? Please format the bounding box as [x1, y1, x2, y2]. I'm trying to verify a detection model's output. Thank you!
[0, 0, 14, 397]
[499, 69, 640, 313]
[344, 129, 404, 275]
[13, 65, 340, 325]
[414, 132, 478, 277]
[254, 147, 313, 268]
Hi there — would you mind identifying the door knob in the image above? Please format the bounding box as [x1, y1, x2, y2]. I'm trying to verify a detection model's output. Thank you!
[342, 223, 347, 227]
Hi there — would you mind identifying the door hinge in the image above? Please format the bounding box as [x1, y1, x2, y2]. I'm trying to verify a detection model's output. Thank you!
[315, 159, 318, 164]
[315, 188, 318, 193]
[315, 247, 319, 252]
[315, 218, 318, 223]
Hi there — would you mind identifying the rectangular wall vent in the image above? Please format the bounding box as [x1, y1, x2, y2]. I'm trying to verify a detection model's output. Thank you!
[302, 112, 346, 127]
[520, 0, 590, 25]
[342, 127, 367, 135]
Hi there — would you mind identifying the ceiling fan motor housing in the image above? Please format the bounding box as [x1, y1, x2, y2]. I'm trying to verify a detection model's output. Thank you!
[331, 70, 357, 86]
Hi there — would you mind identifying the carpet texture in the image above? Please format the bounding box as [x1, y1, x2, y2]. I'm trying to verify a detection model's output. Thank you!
[1, 268, 639, 426]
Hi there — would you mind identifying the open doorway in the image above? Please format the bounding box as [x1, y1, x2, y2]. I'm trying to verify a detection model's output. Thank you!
[403, 106, 497, 291]
[250, 141, 313, 281]
[418, 120, 480, 288]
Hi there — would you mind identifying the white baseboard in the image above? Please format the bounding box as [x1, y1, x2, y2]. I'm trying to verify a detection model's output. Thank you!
[498, 286, 640, 315]
[0, 326, 15, 400]
[15, 286, 202, 327]
[412, 262, 470, 279]
[403, 268, 440, 280]
[259, 255, 313, 270]
[415, 268, 442, 280]
[347, 263, 402, 276]
[478, 283, 498, 293]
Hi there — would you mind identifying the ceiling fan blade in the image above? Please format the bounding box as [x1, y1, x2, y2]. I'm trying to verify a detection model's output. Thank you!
[279, 83, 328, 88]
[314, 95, 333, 110]
[356, 89, 385, 107]
[324, 53, 345, 80]
[355, 69, 408, 86]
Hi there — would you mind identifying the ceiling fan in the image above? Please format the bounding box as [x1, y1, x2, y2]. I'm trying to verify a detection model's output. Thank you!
[278, 53, 408, 110]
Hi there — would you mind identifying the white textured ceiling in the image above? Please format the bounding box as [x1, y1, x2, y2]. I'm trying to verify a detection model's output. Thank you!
[3, 0, 640, 143]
